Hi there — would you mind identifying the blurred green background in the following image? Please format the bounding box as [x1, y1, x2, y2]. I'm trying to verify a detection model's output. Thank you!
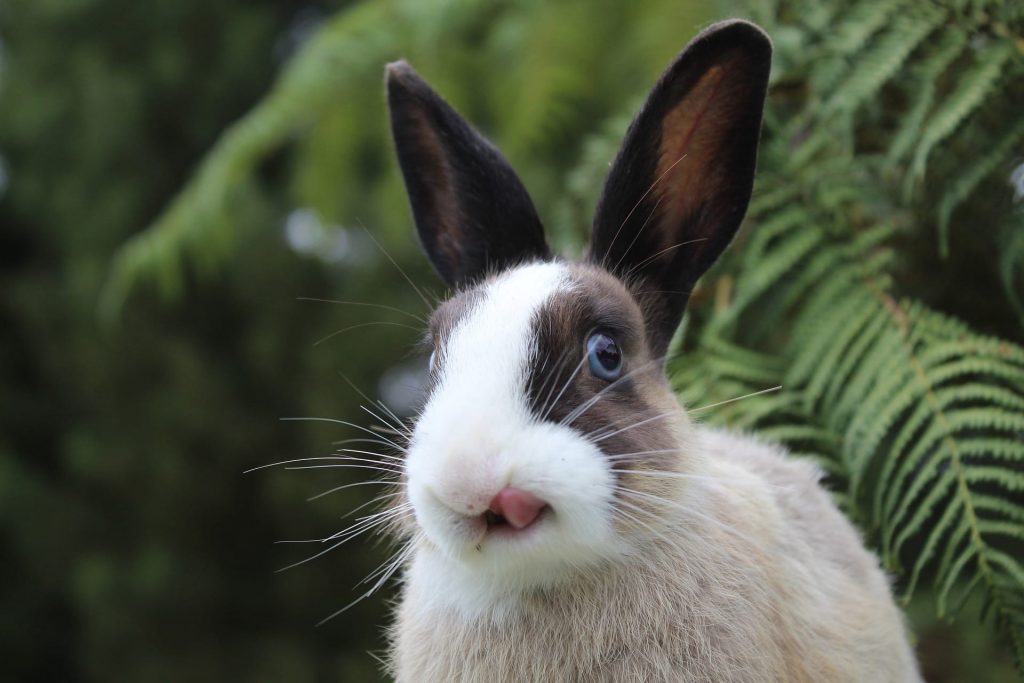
[1, 0, 1021, 681]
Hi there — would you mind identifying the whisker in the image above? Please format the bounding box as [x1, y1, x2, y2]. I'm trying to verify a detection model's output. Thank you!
[613, 468, 786, 491]
[618, 237, 708, 280]
[603, 449, 682, 462]
[339, 490, 406, 518]
[535, 348, 572, 419]
[330, 436, 404, 449]
[688, 385, 782, 413]
[376, 399, 408, 435]
[276, 509, 404, 573]
[559, 355, 666, 427]
[610, 469, 727, 485]
[617, 487, 763, 549]
[334, 448, 406, 463]
[337, 372, 412, 438]
[590, 410, 675, 443]
[316, 534, 419, 626]
[314, 321, 420, 347]
[307, 479, 404, 502]
[296, 297, 427, 324]
[244, 456, 363, 474]
[359, 223, 434, 312]
[320, 504, 413, 544]
[361, 404, 410, 439]
[610, 193, 665, 274]
[359, 537, 413, 586]
[368, 424, 405, 438]
[280, 417, 405, 451]
[610, 500, 698, 560]
[622, 237, 710, 280]
[542, 355, 588, 422]
[600, 152, 689, 270]
[284, 463, 403, 474]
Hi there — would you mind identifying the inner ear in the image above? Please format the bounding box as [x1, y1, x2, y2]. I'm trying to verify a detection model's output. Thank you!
[656, 57, 748, 252]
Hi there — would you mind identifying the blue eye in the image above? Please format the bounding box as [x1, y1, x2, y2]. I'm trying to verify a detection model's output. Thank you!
[586, 332, 623, 381]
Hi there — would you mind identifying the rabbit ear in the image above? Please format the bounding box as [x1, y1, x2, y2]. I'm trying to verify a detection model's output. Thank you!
[386, 61, 550, 288]
[588, 20, 771, 355]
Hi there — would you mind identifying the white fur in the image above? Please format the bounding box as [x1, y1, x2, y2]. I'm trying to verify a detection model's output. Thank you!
[406, 263, 625, 616]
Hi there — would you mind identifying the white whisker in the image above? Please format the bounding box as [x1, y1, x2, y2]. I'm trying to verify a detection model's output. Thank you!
[610, 193, 665, 274]
[622, 237, 710, 280]
[330, 436, 405, 449]
[307, 479, 404, 502]
[601, 152, 689, 270]
[280, 417, 405, 451]
[590, 410, 675, 443]
[340, 490, 407, 518]
[314, 321, 421, 347]
[296, 296, 427, 324]
[542, 355, 587, 422]
[276, 509, 405, 573]
[610, 469, 727, 486]
[604, 449, 681, 462]
[617, 487, 763, 549]
[376, 399, 409, 434]
[315, 535, 419, 627]
[359, 223, 434, 312]
[334, 448, 406, 463]
[284, 463, 403, 475]
[244, 456, 366, 474]
[535, 348, 572, 419]
[559, 356, 666, 427]
[689, 385, 782, 413]
[320, 504, 413, 544]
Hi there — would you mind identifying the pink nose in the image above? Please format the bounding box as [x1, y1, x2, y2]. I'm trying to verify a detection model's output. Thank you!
[488, 487, 548, 529]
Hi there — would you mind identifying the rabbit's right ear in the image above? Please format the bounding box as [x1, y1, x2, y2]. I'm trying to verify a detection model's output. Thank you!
[386, 61, 550, 289]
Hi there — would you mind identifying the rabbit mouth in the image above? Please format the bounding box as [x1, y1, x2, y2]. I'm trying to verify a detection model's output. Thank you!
[482, 506, 550, 535]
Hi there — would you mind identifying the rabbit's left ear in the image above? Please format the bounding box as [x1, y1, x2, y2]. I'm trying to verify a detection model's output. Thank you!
[589, 20, 771, 356]
[386, 61, 550, 289]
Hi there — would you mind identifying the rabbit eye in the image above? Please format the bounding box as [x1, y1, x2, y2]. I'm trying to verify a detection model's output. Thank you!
[586, 332, 623, 381]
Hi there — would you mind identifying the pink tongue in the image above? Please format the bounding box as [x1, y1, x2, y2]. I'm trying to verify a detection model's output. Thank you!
[489, 488, 547, 529]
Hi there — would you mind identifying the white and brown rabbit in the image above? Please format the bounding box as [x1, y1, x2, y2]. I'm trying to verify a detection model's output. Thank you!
[381, 19, 921, 682]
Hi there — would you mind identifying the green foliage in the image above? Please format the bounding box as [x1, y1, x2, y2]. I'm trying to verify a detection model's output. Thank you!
[78, 0, 1024, 677]
[665, 0, 1024, 669]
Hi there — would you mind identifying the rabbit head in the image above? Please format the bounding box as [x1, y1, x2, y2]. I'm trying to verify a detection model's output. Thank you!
[386, 20, 771, 608]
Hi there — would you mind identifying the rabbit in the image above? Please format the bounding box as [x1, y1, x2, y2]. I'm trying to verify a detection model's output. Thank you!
[379, 19, 922, 683]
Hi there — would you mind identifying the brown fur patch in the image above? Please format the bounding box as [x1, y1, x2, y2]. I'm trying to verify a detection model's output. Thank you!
[526, 265, 686, 513]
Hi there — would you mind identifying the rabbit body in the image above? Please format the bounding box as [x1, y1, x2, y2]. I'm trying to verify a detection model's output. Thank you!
[381, 19, 922, 683]
[391, 428, 920, 682]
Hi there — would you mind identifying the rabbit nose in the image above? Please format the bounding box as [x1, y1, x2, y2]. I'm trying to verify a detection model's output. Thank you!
[488, 487, 548, 529]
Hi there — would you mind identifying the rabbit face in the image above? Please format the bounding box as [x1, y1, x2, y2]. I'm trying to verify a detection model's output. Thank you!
[406, 261, 689, 593]
[386, 20, 772, 607]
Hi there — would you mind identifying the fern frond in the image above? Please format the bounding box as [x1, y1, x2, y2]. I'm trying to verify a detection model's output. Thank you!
[826, 0, 907, 57]
[886, 29, 968, 164]
[906, 40, 1015, 189]
[100, 0, 403, 316]
[822, 8, 943, 115]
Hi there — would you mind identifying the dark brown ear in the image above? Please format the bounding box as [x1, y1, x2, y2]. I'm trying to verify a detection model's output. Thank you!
[386, 61, 551, 288]
[588, 20, 772, 356]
